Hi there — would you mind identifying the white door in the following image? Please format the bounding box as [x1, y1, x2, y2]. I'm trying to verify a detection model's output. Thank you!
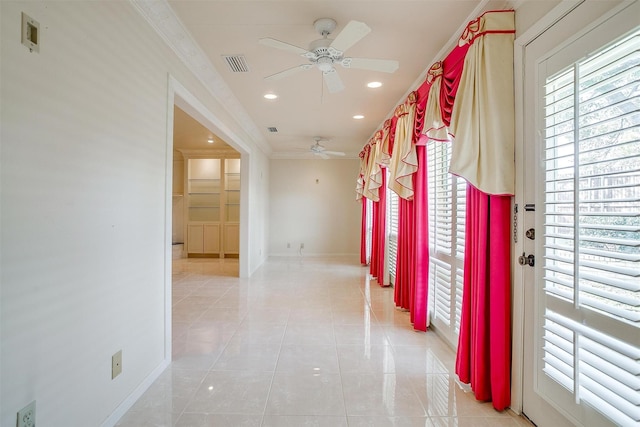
[520, 2, 640, 426]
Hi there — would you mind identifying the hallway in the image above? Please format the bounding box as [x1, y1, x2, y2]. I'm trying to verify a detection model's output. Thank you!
[116, 257, 530, 426]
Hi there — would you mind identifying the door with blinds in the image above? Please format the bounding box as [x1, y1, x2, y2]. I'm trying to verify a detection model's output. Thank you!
[522, 2, 640, 426]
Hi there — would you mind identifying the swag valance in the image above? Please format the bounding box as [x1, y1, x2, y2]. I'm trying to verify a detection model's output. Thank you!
[357, 9, 515, 198]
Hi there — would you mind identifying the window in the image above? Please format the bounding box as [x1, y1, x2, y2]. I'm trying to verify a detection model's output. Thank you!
[427, 140, 466, 345]
[387, 183, 399, 284]
[365, 197, 373, 264]
[542, 28, 639, 426]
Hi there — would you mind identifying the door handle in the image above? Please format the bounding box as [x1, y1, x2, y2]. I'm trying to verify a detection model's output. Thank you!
[518, 252, 535, 267]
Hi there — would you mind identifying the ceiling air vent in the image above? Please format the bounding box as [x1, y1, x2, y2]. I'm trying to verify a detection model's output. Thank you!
[222, 55, 249, 73]
[267, 127, 278, 133]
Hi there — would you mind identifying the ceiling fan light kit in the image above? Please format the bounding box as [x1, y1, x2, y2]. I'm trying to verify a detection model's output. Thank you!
[259, 17, 399, 93]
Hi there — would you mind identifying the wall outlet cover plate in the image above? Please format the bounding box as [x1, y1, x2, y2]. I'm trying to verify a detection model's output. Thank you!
[17, 400, 36, 427]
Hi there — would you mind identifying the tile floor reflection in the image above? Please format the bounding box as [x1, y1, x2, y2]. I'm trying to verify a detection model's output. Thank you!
[117, 256, 532, 427]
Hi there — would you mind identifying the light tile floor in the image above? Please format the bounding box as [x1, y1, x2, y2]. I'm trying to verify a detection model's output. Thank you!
[117, 256, 532, 427]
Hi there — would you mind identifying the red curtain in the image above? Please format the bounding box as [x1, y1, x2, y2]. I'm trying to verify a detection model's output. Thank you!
[369, 172, 388, 286]
[455, 184, 511, 410]
[411, 144, 429, 331]
[394, 196, 414, 309]
[409, 78, 432, 331]
[451, 11, 515, 411]
[393, 81, 431, 330]
[370, 195, 380, 277]
[375, 171, 387, 285]
[360, 197, 367, 265]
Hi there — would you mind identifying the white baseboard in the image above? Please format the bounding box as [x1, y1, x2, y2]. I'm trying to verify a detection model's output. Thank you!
[268, 252, 359, 258]
[101, 358, 170, 427]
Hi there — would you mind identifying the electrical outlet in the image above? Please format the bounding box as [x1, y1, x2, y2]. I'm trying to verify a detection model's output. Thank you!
[112, 350, 122, 379]
[17, 400, 35, 427]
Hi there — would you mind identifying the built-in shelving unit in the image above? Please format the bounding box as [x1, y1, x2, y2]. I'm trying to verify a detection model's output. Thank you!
[179, 151, 240, 258]
[224, 158, 241, 222]
[187, 158, 221, 222]
[223, 158, 241, 254]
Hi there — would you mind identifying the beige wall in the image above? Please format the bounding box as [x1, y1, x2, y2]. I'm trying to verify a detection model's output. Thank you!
[269, 159, 361, 256]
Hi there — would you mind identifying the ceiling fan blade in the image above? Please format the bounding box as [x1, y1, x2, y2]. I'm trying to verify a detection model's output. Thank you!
[264, 64, 312, 81]
[259, 37, 310, 56]
[323, 69, 344, 93]
[342, 57, 399, 73]
[314, 152, 330, 160]
[330, 20, 371, 53]
[323, 150, 346, 156]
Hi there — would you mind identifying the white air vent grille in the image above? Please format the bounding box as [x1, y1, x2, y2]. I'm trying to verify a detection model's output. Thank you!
[267, 127, 278, 133]
[222, 55, 249, 73]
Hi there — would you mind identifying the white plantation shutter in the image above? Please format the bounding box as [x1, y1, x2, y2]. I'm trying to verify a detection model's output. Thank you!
[365, 197, 373, 264]
[427, 140, 466, 347]
[433, 259, 452, 326]
[455, 267, 464, 334]
[454, 177, 466, 335]
[540, 27, 640, 426]
[387, 185, 399, 283]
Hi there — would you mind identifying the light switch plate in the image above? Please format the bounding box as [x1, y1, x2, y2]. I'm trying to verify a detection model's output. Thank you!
[112, 350, 122, 379]
[21, 13, 40, 53]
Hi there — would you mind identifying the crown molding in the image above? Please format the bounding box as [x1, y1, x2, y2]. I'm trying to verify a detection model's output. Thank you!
[129, 0, 272, 156]
[270, 152, 359, 160]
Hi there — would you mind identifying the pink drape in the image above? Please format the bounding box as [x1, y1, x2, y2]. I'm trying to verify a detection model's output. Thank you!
[394, 196, 413, 309]
[455, 184, 511, 410]
[392, 82, 431, 331]
[369, 194, 380, 276]
[375, 171, 387, 285]
[360, 197, 367, 265]
[369, 172, 388, 286]
[452, 11, 514, 411]
[411, 144, 429, 331]
[409, 79, 431, 331]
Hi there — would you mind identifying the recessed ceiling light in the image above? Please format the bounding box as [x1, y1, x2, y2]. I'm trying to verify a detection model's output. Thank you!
[264, 93, 278, 100]
[207, 138, 214, 144]
[367, 81, 382, 88]
[353, 115, 365, 120]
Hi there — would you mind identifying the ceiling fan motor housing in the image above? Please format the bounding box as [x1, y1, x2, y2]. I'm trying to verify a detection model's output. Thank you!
[308, 38, 343, 71]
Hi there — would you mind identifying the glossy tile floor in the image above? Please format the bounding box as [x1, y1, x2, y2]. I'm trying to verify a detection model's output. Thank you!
[117, 256, 532, 427]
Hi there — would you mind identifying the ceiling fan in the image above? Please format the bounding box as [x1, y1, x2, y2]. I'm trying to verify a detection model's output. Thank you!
[310, 137, 346, 159]
[259, 18, 399, 93]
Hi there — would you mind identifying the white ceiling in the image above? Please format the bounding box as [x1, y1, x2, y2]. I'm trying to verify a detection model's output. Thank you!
[160, 0, 511, 158]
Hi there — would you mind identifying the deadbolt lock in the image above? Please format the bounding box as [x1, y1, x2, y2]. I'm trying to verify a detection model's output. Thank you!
[526, 228, 535, 240]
